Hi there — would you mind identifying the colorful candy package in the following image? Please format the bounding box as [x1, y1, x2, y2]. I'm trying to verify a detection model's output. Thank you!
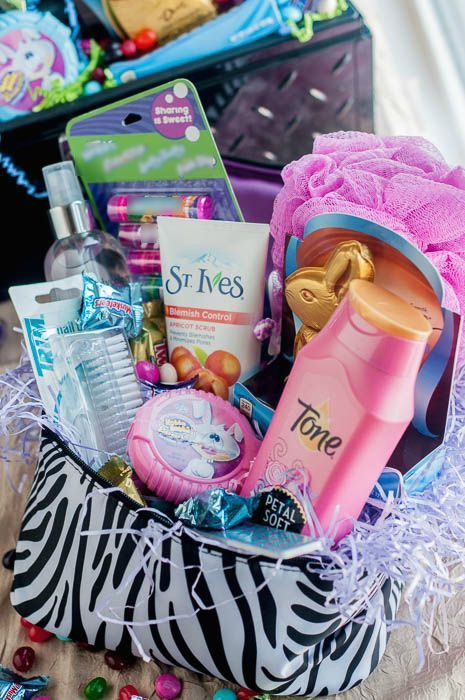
[107, 0, 329, 84]
[79, 273, 143, 339]
[0, 665, 48, 699]
[0, 10, 80, 120]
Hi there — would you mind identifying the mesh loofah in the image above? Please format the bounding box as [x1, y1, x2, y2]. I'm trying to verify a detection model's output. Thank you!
[271, 131, 465, 359]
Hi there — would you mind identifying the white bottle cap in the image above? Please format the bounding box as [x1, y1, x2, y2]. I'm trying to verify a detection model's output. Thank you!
[43, 161, 84, 208]
[43, 161, 90, 238]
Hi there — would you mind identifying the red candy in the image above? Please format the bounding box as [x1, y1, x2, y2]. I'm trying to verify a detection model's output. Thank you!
[13, 645, 35, 672]
[104, 650, 134, 671]
[121, 39, 138, 59]
[28, 625, 54, 643]
[134, 28, 157, 52]
[91, 67, 106, 84]
[20, 617, 33, 629]
[237, 690, 257, 700]
[119, 685, 141, 700]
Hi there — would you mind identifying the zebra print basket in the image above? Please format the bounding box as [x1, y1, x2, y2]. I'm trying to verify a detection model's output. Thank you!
[11, 428, 401, 696]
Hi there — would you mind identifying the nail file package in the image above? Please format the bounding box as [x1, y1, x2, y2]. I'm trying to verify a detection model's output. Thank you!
[66, 79, 243, 239]
[49, 328, 142, 468]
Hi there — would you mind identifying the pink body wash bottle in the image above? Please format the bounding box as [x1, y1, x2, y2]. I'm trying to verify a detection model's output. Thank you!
[241, 280, 432, 542]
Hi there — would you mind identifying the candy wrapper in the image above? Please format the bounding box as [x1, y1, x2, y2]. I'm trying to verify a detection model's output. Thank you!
[106, 0, 216, 43]
[139, 276, 163, 302]
[175, 488, 260, 530]
[131, 327, 155, 364]
[99, 455, 146, 506]
[153, 375, 198, 394]
[130, 299, 167, 367]
[80, 274, 143, 339]
[0, 665, 49, 699]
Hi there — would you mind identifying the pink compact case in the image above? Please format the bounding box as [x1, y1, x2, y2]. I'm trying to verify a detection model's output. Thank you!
[127, 389, 261, 503]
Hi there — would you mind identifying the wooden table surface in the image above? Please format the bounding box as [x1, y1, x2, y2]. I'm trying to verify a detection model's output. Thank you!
[1, 301, 465, 700]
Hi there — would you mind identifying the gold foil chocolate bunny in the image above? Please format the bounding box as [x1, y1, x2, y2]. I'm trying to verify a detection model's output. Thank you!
[285, 240, 375, 356]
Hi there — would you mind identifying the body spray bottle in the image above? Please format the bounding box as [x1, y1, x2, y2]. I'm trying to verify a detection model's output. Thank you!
[43, 161, 129, 285]
[242, 280, 432, 542]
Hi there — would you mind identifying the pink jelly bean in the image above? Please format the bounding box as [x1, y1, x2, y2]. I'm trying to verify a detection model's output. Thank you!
[136, 360, 160, 385]
[155, 673, 183, 699]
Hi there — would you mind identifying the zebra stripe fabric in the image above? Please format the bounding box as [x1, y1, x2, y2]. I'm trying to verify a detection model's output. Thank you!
[11, 430, 401, 696]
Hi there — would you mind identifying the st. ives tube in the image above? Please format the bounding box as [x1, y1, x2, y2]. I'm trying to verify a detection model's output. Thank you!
[158, 217, 269, 397]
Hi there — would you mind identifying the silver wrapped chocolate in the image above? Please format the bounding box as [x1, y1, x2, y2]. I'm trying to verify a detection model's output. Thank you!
[175, 488, 260, 530]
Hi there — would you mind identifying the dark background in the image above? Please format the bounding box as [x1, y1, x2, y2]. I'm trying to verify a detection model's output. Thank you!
[0, 1, 372, 298]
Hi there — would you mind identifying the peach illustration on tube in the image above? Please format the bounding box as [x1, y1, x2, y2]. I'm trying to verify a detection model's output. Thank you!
[158, 218, 269, 393]
[170, 346, 241, 399]
[206, 350, 241, 386]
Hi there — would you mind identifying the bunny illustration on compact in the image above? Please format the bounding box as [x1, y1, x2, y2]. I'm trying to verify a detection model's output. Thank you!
[285, 240, 375, 356]
[183, 398, 243, 479]
[128, 389, 261, 503]
[0, 27, 63, 105]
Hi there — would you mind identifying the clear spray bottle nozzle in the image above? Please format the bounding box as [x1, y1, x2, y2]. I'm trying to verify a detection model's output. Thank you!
[43, 161, 84, 208]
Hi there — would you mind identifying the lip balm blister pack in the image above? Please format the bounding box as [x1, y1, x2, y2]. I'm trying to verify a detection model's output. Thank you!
[66, 78, 242, 239]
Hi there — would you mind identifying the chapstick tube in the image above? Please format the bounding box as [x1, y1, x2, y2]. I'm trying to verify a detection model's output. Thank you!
[108, 194, 213, 223]
[127, 249, 162, 276]
[118, 223, 159, 249]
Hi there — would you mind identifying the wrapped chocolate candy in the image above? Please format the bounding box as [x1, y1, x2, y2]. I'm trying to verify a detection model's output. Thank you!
[175, 488, 260, 530]
[0, 665, 49, 699]
[131, 327, 155, 365]
[130, 298, 167, 367]
[144, 299, 166, 350]
[139, 276, 163, 303]
[285, 240, 375, 356]
[99, 456, 146, 506]
[80, 274, 143, 339]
